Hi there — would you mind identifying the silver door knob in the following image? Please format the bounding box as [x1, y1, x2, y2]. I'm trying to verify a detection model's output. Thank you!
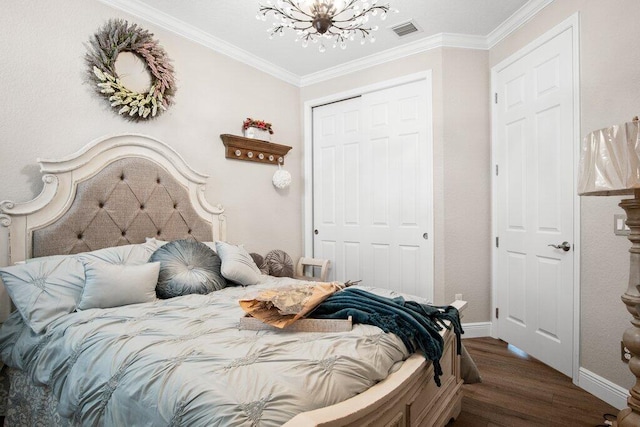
[548, 241, 571, 252]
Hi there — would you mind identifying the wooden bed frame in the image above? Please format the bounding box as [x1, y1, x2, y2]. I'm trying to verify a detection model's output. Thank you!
[0, 133, 464, 427]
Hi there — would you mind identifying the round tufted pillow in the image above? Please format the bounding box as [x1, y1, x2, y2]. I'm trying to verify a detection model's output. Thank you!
[250, 252, 271, 275]
[263, 249, 294, 278]
[150, 239, 227, 298]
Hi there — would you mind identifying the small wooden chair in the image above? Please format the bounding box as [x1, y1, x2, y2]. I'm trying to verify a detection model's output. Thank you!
[294, 257, 331, 282]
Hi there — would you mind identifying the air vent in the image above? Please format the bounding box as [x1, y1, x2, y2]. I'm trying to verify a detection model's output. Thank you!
[391, 20, 421, 38]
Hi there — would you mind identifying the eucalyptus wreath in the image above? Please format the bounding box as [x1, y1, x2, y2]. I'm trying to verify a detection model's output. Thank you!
[85, 19, 176, 120]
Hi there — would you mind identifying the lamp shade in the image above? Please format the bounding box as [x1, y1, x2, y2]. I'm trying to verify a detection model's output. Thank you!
[578, 120, 640, 196]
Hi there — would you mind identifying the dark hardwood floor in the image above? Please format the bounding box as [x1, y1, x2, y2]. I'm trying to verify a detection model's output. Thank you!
[447, 337, 618, 427]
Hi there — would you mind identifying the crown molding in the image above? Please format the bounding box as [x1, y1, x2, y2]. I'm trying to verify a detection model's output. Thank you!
[96, 0, 301, 86]
[440, 33, 489, 50]
[98, 0, 550, 88]
[299, 32, 487, 87]
[487, 0, 555, 48]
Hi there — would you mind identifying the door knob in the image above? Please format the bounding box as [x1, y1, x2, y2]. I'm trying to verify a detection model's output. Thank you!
[314, 229, 319, 235]
[548, 241, 571, 252]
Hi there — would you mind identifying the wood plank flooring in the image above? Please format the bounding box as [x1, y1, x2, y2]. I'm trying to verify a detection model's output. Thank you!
[447, 337, 618, 426]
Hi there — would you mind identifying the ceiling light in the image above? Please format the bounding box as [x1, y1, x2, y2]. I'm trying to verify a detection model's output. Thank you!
[258, 0, 398, 52]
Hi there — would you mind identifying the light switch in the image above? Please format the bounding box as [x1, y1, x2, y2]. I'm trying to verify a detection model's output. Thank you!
[614, 214, 630, 236]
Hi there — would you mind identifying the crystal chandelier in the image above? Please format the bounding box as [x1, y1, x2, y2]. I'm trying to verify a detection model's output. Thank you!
[257, 0, 397, 52]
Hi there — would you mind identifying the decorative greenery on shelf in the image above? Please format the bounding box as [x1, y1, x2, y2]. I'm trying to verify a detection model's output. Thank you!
[243, 118, 274, 134]
[85, 19, 176, 121]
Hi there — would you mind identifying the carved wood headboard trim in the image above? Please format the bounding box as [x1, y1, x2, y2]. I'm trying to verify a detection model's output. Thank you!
[0, 133, 226, 264]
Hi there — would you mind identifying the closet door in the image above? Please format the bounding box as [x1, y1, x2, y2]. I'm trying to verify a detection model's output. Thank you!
[312, 79, 433, 299]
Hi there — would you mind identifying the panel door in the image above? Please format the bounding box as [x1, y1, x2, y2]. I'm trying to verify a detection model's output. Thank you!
[312, 79, 433, 299]
[495, 28, 575, 376]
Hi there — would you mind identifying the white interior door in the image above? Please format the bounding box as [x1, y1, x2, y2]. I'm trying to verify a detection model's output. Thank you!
[494, 28, 575, 376]
[312, 79, 433, 299]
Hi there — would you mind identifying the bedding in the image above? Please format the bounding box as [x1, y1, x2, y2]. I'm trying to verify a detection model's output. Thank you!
[0, 268, 413, 426]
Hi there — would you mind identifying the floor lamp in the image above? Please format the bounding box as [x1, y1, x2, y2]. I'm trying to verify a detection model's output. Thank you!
[578, 119, 640, 426]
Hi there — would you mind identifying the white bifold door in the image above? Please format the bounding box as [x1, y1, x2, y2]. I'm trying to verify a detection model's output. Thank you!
[312, 78, 433, 300]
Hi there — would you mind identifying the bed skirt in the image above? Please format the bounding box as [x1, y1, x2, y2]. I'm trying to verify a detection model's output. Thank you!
[6, 367, 73, 426]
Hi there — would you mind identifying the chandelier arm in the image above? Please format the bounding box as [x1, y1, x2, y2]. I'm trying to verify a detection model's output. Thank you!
[271, 24, 316, 37]
[259, 5, 313, 23]
[329, 22, 374, 33]
[292, 23, 315, 32]
[332, 6, 390, 23]
[338, 0, 360, 12]
[286, 1, 316, 18]
[326, 26, 371, 37]
[269, 26, 285, 35]
[262, 1, 315, 20]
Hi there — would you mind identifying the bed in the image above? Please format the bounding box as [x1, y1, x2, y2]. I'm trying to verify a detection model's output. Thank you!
[0, 134, 466, 426]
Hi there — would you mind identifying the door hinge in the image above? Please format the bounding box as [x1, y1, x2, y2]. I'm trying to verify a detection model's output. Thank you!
[496, 307, 499, 319]
[495, 236, 499, 248]
[494, 93, 498, 104]
[495, 164, 499, 176]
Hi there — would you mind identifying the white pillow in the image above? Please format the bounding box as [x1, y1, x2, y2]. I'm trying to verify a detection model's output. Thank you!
[26, 241, 160, 265]
[215, 241, 261, 286]
[0, 257, 85, 333]
[80, 241, 161, 265]
[78, 260, 160, 310]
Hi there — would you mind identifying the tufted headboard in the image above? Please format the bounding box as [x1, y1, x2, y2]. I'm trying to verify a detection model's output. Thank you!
[0, 134, 226, 263]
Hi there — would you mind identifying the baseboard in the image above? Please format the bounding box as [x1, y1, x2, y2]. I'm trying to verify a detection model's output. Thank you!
[461, 322, 492, 339]
[578, 367, 628, 410]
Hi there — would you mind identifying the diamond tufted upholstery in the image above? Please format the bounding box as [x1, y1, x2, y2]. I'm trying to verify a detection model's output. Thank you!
[32, 158, 213, 257]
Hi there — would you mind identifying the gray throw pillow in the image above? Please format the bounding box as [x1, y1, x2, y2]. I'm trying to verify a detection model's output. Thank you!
[151, 239, 227, 298]
[263, 249, 294, 277]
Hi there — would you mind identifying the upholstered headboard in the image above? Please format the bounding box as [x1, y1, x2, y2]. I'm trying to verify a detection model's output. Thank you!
[0, 134, 226, 263]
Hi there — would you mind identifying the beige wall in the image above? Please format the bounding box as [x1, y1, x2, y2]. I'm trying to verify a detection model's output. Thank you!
[301, 48, 492, 323]
[491, 0, 640, 389]
[441, 48, 492, 323]
[0, 1, 303, 260]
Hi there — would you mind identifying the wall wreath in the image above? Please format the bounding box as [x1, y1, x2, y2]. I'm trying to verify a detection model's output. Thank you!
[85, 19, 176, 121]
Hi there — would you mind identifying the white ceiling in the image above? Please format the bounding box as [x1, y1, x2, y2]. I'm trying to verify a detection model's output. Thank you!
[100, 0, 552, 86]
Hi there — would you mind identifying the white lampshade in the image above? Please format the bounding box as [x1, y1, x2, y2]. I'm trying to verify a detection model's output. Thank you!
[578, 120, 640, 196]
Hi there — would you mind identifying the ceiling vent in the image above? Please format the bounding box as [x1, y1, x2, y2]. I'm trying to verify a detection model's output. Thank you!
[391, 20, 421, 38]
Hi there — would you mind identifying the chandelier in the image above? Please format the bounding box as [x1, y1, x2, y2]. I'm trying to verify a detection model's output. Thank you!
[257, 0, 397, 52]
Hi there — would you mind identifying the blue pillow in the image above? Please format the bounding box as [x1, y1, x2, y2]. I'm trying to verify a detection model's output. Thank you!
[150, 239, 227, 298]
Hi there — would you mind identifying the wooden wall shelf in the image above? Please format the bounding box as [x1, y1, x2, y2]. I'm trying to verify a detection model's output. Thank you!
[220, 134, 292, 165]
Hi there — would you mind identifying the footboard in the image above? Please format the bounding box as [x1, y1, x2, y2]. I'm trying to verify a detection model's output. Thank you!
[283, 300, 466, 427]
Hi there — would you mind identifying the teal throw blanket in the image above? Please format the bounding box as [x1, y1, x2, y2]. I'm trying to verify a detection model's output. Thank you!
[311, 288, 463, 386]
